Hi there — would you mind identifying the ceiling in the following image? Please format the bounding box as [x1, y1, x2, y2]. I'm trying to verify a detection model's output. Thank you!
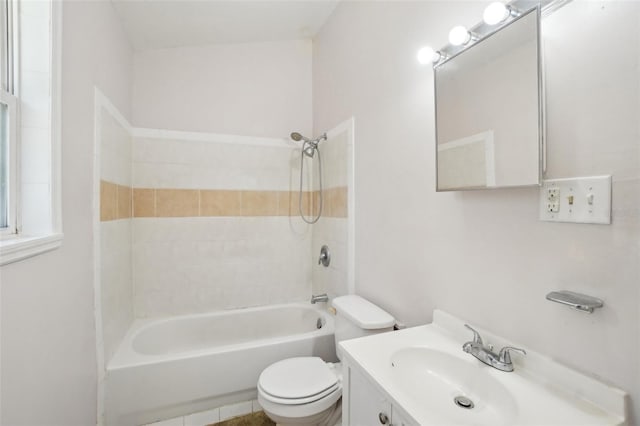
[111, 0, 340, 51]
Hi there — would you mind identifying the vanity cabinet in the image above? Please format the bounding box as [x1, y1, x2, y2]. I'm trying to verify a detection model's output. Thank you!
[343, 364, 416, 426]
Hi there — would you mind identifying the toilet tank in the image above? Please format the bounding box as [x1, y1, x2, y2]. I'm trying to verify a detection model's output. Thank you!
[332, 295, 395, 360]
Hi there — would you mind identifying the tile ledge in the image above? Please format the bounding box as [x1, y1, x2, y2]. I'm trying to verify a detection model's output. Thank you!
[0, 233, 64, 266]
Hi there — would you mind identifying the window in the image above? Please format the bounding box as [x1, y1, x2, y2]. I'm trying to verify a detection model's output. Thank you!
[0, 0, 17, 236]
[0, 0, 62, 265]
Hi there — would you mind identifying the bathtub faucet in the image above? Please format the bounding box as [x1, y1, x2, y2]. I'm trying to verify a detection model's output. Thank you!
[310, 294, 329, 304]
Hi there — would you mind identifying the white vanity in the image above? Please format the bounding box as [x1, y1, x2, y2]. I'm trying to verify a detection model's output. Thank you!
[340, 310, 628, 426]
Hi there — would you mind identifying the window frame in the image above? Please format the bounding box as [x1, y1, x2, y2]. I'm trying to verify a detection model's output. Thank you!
[0, 0, 63, 265]
[0, 0, 19, 238]
[0, 91, 18, 237]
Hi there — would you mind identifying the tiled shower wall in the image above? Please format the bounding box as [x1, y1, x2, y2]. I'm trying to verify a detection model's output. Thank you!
[99, 102, 352, 338]
[99, 108, 134, 362]
[130, 132, 315, 317]
[312, 124, 351, 298]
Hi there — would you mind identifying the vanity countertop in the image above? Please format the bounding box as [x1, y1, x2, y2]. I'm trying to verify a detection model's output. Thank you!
[340, 310, 628, 426]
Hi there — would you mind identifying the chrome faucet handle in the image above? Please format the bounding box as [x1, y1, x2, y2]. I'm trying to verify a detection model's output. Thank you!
[464, 324, 483, 346]
[318, 245, 330, 267]
[498, 346, 527, 364]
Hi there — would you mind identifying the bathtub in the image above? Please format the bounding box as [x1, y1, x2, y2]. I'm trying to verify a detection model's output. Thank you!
[105, 303, 336, 426]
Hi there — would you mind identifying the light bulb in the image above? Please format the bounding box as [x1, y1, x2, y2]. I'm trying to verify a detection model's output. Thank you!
[449, 26, 471, 46]
[483, 2, 510, 25]
[416, 46, 441, 65]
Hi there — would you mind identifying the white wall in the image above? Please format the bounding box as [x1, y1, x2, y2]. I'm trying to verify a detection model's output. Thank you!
[132, 40, 312, 138]
[313, 0, 640, 422]
[0, 1, 132, 424]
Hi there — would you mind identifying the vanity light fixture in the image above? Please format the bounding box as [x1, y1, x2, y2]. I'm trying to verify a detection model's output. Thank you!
[424, 0, 567, 69]
[417, 46, 444, 65]
[448, 26, 475, 46]
[483, 2, 521, 25]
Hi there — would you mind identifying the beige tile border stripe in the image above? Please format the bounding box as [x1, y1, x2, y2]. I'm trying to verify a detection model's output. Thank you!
[100, 181, 132, 221]
[100, 180, 347, 221]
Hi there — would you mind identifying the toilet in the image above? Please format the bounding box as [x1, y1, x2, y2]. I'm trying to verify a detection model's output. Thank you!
[257, 295, 395, 426]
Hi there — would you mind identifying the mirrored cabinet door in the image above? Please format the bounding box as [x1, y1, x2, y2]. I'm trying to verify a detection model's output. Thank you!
[435, 7, 543, 191]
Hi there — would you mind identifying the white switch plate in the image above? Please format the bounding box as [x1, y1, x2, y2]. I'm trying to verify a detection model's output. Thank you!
[539, 175, 611, 224]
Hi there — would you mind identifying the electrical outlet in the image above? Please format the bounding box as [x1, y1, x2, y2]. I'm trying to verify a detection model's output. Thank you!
[546, 187, 560, 212]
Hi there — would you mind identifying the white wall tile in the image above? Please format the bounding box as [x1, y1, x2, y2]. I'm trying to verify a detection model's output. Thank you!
[132, 136, 296, 190]
[133, 217, 312, 317]
[145, 416, 184, 426]
[99, 107, 134, 363]
[219, 401, 252, 422]
[319, 131, 348, 190]
[101, 110, 132, 186]
[184, 407, 219, 426]
[100, 220, 133, 363]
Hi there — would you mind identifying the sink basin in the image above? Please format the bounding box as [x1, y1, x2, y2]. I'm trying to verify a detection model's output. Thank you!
[390, 347, 518, 425]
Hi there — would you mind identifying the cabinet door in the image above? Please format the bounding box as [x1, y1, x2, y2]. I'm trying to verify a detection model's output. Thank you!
[391, 406, 417, 426]
[347, 367, 392, 426]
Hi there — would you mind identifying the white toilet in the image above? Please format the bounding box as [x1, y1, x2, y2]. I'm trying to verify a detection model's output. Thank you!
[257, 295, 395, 426]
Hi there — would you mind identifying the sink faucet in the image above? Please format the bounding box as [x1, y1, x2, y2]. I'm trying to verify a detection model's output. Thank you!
[462, 324, 526, 372]
[310, 293, 329, 304]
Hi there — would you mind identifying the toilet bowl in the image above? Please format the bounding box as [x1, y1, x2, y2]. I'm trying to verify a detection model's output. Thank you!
[257, 357, 342, 426]
[257, 295, 395, 426]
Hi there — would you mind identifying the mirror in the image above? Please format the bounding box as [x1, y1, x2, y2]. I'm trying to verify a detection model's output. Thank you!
[435, 7, 543, 191]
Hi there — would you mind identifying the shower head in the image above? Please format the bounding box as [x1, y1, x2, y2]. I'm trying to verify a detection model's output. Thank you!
[291, 132, 328, 144]
[290, 132, 309, 142]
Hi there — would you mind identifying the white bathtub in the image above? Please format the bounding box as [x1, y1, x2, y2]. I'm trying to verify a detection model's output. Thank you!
[105, 303, 336, 426]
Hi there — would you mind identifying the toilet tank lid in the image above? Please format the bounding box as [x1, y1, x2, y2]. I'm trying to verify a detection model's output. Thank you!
[332, 295, 395, 330]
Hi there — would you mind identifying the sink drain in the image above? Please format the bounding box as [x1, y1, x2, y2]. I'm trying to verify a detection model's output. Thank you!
[454, 396, 474, 409]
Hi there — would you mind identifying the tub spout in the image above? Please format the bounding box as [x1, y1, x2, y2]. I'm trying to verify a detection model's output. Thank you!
[311, 294, 329, 304]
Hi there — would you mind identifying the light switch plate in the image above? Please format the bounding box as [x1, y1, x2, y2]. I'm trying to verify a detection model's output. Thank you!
[539, 175, 611, 224]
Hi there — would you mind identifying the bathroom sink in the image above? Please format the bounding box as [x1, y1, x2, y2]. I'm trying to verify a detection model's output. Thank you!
[339, 310, 628, 425]
[390, 347, 517, 425]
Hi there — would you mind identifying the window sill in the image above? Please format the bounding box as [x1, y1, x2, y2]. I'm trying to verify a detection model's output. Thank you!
[0, 233, 64, 266]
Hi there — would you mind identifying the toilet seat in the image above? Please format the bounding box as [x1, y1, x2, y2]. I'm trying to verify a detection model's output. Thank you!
[258, 357, 339, 403]
[257, 357, 343, 419]
[259, 381, 340, 405]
